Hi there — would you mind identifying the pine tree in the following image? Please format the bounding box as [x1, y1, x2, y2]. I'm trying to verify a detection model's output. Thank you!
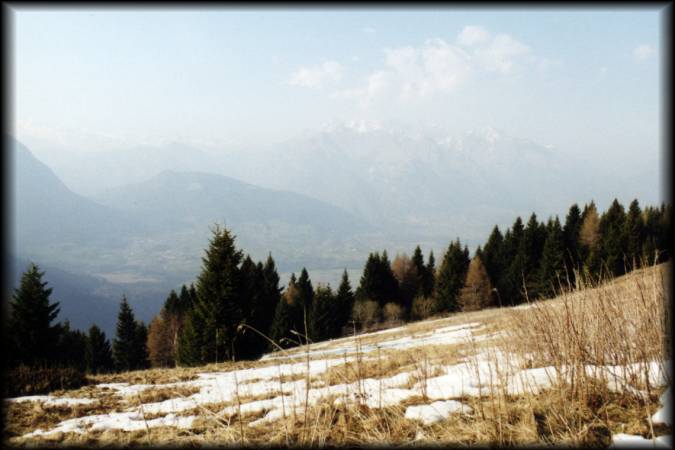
[624, 199, 644, 270]
[411, 246, 427, 298]
[335, 270, 355, 335]
[261, 254, 282, 337]
[85, 324, 114, 374]
[356, 251, 399, 307]
[134, 322, 149, 370]
[435, 239, 470, 312]
[459, 255, 493, 312]
[599, 199, 627, 276]
[563, 204, 583, 284]
[113, 296, 139, 372]
[424, 250, 436, 298]
[176, 310, 204, 366]
[56, 320, 87, 371]
[522, 213, 547, 299]
[294, 268, 314, 343]
[192, 225, 244, 363]
[8, 263, 61, 367]
[481, 225, 504, 306]
[538, 217, 566, 297]
[503, 217, 526, 305]
[309, 284, 337, 342]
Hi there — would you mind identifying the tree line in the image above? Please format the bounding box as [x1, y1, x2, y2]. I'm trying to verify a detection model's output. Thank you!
[5, 198, 670, 374]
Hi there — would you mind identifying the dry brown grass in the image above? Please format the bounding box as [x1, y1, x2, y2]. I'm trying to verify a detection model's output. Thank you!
[6, 263, 670, 447]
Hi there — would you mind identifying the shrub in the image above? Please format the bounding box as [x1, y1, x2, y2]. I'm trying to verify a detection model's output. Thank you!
[411, 296, 436, 320]
[352, 300, 380, 330]
[383, 302, 403, 323]
[4, 365, 87, 398]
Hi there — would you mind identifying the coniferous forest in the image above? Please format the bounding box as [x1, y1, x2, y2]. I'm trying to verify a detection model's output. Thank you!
[5, 198, 670, 382]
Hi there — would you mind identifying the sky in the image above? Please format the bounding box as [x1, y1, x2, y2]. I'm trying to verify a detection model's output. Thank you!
[11, 6, 664, 168]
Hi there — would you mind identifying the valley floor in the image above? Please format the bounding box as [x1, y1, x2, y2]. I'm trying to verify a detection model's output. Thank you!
[3, 264, 672, 447]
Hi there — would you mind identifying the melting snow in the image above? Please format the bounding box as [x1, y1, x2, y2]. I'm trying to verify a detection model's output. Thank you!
[404, 400, 473, 425]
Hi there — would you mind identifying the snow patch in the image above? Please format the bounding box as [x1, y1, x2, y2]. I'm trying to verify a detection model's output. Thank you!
[405, 400, 473, 425]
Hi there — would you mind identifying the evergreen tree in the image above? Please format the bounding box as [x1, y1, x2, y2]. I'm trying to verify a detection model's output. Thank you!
[238, 257, 268, 359]
[411, 246, 427, 298]
[176, 310, 204, 367]
[309, 285, 337, 342]
[85, 324, 114, 374]
[624, 199, 644, 270]
[424, 250, 436, 298]
[113, 296, 139, 371]
[356, 251, 399, 307]
[503, 217, 526, 305]
[481, 225, 505, 306]
[133, 321, 149, 370]
[261, 254, 282, 335]
[8, 263, 61, 367]
[56, 320, 87, 371]
[563, 204, 583, 284]
[191, 225, 244, 363]
[538, 217, 566, 297]
[522, 213, 547, 298]
[164, 290, 181, 316]
[435, 239, 470, 312]
[335, 269, 355, 335]
[599, 199, 627, 276]
[294, 268, 314, 343]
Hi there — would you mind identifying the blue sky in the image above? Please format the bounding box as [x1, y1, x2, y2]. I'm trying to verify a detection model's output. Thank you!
[12, 7, 664, 167]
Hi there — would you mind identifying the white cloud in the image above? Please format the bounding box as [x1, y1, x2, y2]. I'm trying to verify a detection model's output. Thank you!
[457, 25, 491, 47]
[473, 33, 532, 74]
[333, 27, 539, 104]
[632, 44, 654, 61]
[288, 61, 344, 88]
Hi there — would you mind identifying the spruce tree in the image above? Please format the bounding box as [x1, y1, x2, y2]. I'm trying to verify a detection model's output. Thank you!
[411, 246, 427, 298]
[192, 225, 244, 363]
[113, 296, 139, 372]
[85, 324, 114, 374]
[563, 203, 583, 283]
[481, 225, 504, 305]
[134, 321, 150, 370]
[503, 217, 526, 305]
[538, 217, 566, 297]
[8, 263, 61, 367]
[435, 239, 470, 312]
[176, 310, 204, 366]
[309, 285, 337, 342]
[294, 268, 314, 343]
[335, 270, 355, 335]
[624, 199, 644, 270]
[599, 199, 627, 276]
[424, 250, 436, 298]
[56, 320, 87, 371]
[261, 254, 282, 337]
[522, 213, 547, 299]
